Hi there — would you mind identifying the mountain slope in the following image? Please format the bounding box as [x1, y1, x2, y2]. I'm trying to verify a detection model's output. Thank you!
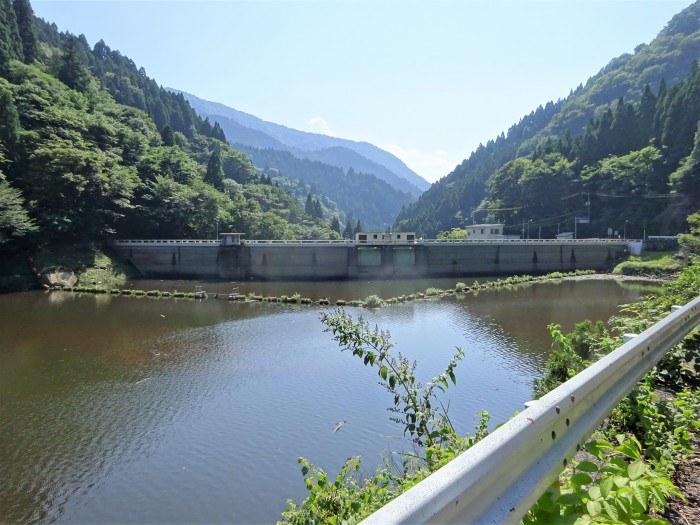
[236, 144, 413, 230]
[173, 90, 430, 196]
[396, 1, 700, 237]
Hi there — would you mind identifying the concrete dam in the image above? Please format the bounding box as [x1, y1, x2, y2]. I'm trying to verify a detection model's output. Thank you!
[110, 236, 630, 281]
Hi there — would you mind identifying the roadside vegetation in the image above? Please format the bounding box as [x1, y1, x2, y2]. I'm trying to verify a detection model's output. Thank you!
[613, 251, 685, 277]
[279, 214, 700, 524]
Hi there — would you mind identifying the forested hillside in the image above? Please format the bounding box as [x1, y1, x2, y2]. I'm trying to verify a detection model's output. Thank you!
[396, 2, 700, 237]
[235, 144, 413, 230]
[0, 0, 339, 261]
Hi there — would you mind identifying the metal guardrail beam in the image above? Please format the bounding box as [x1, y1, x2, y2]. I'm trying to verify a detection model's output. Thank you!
[361, 295, 700, 525]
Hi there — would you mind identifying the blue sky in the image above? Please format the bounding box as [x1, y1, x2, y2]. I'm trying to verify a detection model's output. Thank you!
[33, 0, 695, 183]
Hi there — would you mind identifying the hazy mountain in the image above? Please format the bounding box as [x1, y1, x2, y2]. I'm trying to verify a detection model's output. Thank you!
[172, 90, 430, 197]
[235, 144, 413, 231]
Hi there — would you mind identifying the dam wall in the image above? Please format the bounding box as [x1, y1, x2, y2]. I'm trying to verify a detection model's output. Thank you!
[111, 239, 629, 281]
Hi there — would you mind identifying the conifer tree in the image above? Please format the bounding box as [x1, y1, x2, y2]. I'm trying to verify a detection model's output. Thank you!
[204, 149, 224, 189]
[58, 35, 91, 92]
[330, 216, 340, 234]
[313, 198, 323, 219]
[0, 0, 23, 69]
[343, 220, 353, 239]
[305, 193, 313, 216]
[12, 0, 37, 64]
[160, 125, 175, 146]
[355, 219, 362, 234]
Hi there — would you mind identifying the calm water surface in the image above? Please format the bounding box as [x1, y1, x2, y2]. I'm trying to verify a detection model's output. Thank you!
[0, 279, 654, 523]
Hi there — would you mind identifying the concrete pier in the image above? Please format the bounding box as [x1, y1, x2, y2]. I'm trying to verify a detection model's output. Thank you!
[110, 239, 629, 281]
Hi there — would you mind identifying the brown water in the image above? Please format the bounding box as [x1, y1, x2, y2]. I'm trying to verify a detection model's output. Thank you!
[0, 279, 655, 524]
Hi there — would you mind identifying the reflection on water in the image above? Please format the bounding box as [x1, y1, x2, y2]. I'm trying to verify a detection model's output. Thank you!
[0, 280, 652, 523]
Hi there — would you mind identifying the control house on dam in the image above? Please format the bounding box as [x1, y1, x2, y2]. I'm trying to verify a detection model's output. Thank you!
[110, 232, 631, 281]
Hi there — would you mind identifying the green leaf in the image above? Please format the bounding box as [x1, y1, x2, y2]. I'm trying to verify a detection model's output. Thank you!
[389, 375, 396, 389]
[631, 482, 649, 510]
[604, 456, 628, 474]
[571, 473, 593, 486]
[379, 366, 388, 380]
[616, 440, 640, 460]
[588, 486, 601, 500]
[557, 493, 581, 506]
[536, 492, 557, 512]
[586, 500, 602, 517]
[600, 476, 614, 498]
[613, 476, 629, 488]
[576, 460, 600, 473]
[586, 439, 613, 458]
[627, 460, 646, 480]
[601, 500, 619, 522]
[650, 485, 667, 507]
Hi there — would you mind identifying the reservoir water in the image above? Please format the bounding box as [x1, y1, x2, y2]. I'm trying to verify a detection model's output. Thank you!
[0, 279, 654, 523]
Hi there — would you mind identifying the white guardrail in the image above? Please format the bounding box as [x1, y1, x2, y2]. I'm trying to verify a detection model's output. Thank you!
[361, 295, 700, 525]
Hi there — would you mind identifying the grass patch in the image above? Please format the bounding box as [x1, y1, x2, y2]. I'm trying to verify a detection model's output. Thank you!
[613, 251, 684, 276]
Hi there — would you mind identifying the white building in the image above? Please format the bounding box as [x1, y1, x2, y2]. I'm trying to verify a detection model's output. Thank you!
[467, 224, 504, 239]
[355, 232, 416, 243]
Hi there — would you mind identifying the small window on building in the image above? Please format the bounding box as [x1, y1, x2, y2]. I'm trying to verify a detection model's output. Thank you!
[396, 234, 401, 239]
[373, 234, 378, 239]
[481, 229, 484, 234]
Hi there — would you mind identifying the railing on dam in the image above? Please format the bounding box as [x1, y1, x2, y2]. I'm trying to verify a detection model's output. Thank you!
[112, 238, 632, 247]
[112, 239, 220, 246]
[360, 295, 700, 525]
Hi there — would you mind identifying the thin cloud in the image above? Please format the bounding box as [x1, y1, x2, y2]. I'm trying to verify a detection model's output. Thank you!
[308, 117, 335, 137]
[382, 144, 455, 184]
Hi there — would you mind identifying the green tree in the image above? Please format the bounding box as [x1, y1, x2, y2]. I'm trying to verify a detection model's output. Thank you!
[204, 148, 224, 189]
[678, 210, 700, 255]
[0, 170, 35, 243]
[160, 125, 174, 146]
[0, 0, 23, 68]
[313, 198, 323, 219]
[304, 192, 313, 216]
[670, 120, 700, 210]
[0, 79, 20, 154]
[343, 220, 353, 239]
[12, 0, 37, 64]
[330, 215, 340, 234]
[221, 149, 255, 183]
[58, 35, 91, 92]
[355, 219, 362, 234]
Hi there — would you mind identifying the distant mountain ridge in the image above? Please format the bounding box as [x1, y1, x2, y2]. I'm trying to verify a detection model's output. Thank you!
[171, 90, 430, 197]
